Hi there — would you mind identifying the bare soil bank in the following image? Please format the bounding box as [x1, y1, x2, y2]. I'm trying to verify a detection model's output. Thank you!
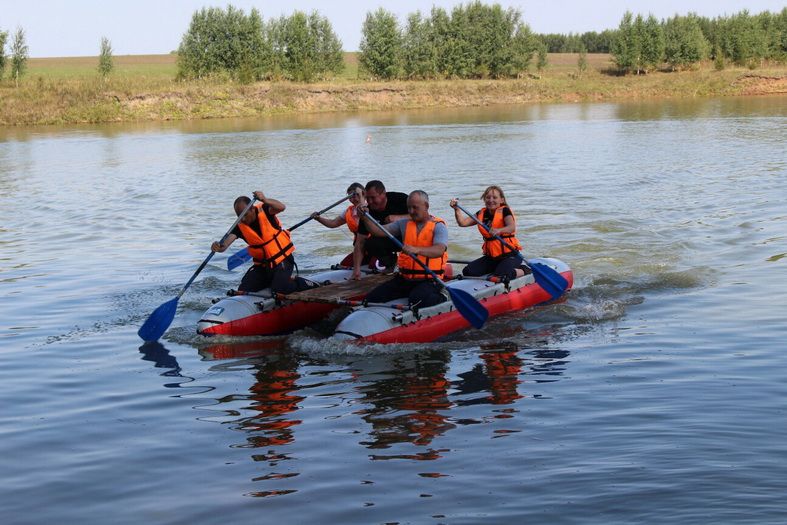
[1, 55, 785, 126]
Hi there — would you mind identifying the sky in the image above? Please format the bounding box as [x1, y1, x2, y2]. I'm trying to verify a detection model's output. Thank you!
[2, 1, 785, 57]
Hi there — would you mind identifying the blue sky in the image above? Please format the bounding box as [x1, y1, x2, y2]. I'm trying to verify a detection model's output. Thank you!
[3, 1, 785, 57]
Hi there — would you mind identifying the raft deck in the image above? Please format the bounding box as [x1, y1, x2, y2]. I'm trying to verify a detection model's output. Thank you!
[285, 274, 391, 303]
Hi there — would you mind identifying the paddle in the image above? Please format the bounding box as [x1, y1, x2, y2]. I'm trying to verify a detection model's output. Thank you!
[453, 201, 569, 300]
[227, 194, 352, 271]
[137, 197, 259, 342]
[360, 211, 489, 329]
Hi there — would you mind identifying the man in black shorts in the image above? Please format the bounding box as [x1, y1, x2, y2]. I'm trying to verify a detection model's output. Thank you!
[355, 180, 409, 271]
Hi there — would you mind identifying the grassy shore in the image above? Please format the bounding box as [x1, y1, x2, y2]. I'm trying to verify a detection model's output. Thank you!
[1, 53, 785, 126]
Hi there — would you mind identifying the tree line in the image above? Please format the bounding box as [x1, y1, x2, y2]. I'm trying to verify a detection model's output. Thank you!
[359, 3, 535, 80]
[3, 4, 786, 85]
[608, 8, 787, 73]
[175, 3, 786, 81]
[176, 5, 344, 82]
[175, 2, 536, 81]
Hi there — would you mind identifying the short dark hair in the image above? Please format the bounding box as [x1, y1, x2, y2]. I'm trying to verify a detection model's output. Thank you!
[234, 195, 251, 207]
[365, 180, 385, 193]
[346, 182, 364, 194]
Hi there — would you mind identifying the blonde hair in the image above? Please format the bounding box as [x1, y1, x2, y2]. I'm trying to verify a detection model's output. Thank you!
[481, 185, 507, 205]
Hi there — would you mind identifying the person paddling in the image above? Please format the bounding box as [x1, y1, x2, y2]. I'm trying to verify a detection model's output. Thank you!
[359, 190, 448, 309]
[212, 191, 314, 294]
[449, 185, 530, 281]
[311, 182, 369, 280]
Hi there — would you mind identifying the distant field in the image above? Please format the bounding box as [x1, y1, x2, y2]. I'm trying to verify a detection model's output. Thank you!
[28, 54, 178, 79]
[25, 52, 609, 81]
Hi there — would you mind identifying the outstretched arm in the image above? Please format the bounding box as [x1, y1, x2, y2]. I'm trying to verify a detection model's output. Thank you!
[312, 212, 347, 229]
[449, 198, 477, 227]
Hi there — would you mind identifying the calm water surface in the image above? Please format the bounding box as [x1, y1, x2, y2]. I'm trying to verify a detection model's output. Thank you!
[1, 97, 786, 524]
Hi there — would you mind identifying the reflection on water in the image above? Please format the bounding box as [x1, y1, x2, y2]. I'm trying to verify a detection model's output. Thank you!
[138, 342, 195, 389]
[357, 350, 455, 453]
[142, 338, 571, 496]
[235, 352, 304, 451]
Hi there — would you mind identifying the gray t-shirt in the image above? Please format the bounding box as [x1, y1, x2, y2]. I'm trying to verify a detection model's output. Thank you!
[385, 217, 448, 247]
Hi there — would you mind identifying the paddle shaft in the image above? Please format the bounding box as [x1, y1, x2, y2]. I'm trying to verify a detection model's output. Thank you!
[180, 197, 258, 297]
[289, 194, 352, 232]
[453, 202, 530, 269]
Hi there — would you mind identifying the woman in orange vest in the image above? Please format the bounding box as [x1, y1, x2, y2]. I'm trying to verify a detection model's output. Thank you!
[361, 190, 448, 309]
[212, 190, 314, 294]
[449, 185, 529, 281]
[311, 182, 370, 280]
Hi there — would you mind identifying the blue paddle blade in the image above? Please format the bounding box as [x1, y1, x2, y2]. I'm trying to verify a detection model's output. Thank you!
[448, 287, 489, 329]
[227, 248, 251, 271]
[529, 261, 569, 300]
[138, 297, 179, 342]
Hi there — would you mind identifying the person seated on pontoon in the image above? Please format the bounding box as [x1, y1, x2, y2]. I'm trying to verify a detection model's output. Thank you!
[211, 191, 314, 294]
[449, 185, 530, 281]
[359, 190, 448, 309]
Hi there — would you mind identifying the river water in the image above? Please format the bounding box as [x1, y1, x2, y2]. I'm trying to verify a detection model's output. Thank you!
[1, 96, 786, 524]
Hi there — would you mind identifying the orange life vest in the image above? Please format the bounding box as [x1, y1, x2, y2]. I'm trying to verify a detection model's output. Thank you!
[238, 204, 294, 268]
[344, 205, 360, 233]
[397, 216, 448, 280]
[476, 207, 522, 258]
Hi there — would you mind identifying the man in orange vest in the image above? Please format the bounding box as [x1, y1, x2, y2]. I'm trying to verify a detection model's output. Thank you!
[211, 191, 314, 294]
[359, 190, 448, 309]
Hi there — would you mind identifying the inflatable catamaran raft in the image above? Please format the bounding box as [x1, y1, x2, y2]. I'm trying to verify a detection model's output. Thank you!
[197, 258, 572, 342]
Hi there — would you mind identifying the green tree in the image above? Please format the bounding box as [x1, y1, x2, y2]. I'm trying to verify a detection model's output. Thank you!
[265, 11, 343, 82]
[640, 14, 665, 72]
[779, 8, 787, 61]
[612, 11, 640, 74]
[177, 5, 271, 81]
[430, 6, 454, 77]
[0, 30, 7, 80]
[402, 11, 436, 79]
[266, 16, 287, 79]
[359, 8, 402, 80]
[510, 21, 535, 75]
[664, 14, 709, 70]
[719, 10, 768, 67]
[10, 27, 28, 86]
[310, 11, 344, 78]
[463, 1, 531, 78]
[281, 11, 316, 81]
[98, 36, 113, 78]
